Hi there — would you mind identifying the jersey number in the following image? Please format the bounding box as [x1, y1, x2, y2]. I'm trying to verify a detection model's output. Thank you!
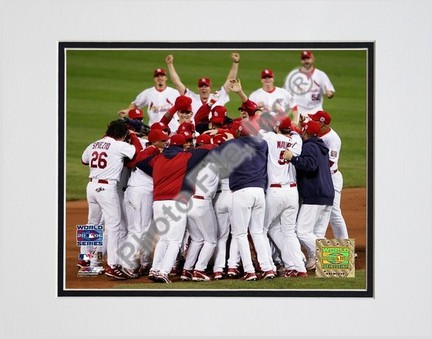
[278, 150, 287, 165]
[90, 151, 108, 169]
[311, 93, 321, 101]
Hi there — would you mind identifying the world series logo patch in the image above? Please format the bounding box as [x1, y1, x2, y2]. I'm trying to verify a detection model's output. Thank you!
[76, 224, 104, 246]
[315, 239, 355, 278]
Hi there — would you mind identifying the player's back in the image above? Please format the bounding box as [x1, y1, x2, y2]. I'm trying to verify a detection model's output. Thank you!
[220, 136, 268, 192]
[82, 136, 134, 182]
[263, 132, 302, 187]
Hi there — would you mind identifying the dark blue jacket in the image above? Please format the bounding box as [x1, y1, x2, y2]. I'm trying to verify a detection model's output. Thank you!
[290, 137, 334, 205]
[212, 136, 268, 192]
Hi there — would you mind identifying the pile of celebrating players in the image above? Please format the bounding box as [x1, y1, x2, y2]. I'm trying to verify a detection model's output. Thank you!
[79, 51, 350, 283]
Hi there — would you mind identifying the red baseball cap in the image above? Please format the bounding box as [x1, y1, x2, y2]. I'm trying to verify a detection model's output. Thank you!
[128, 108, 143, 120]
[229, 120, 242, 137]
[196, 134, 212, 145]
[151, 122, 170, 133]
[177, 122, 195, 133]
[147, 129, 169, 143]
[154, 68, 167, 76]
[302, 120, 321, 136]
[210, 106, 227, 125]
[261, 69, 274, 78]
[301, 50, 313, 59]
[212, 134, 226, 145]
[170, 133, 186, 146]
[278, 116, 292, 130]
[179, 131, 194, 141]
[198, 77, 212, 87]
[241, 100, 259, 117]
[308, 110, 331, 125]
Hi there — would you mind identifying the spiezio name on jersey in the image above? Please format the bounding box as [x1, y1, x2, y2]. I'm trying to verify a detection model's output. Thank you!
[92, 141, 111, 150]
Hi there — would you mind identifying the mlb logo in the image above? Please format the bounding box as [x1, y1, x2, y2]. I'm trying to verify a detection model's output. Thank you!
[79, 253, 92, 261]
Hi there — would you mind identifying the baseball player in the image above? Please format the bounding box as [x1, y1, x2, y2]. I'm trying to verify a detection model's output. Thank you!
[249, 69, 299, 125]
[136, 134, 211, 283]
[181, 135, 219, 281]
[118, 67, 180, 132]
[159, 95, 195, 134]
[194, 103, 235, 135]
[212, 134, 241, 279]
[259, 114, 308, 277]
[81, 119, 142, 280]
[165, 53, 240, 114]
[209, 79, 275, 281]
[283, 50, 335, 117]
[120, 129, 169, 277]
[283, 120, 335, 271]
[308, 110, 349, 239]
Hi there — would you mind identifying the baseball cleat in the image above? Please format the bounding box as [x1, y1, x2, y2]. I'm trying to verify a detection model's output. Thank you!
[169, 266, 181, 277]
[121, 267, 140, 279]
[227, 268, 240, 278]
[283, 270, 308, 278]
[148, 269, 159, 281]
[105, 265, 129, 280]
[213, 271, 224, 280]
[180, 269, 193, 281]
[306, 258, 316, 271]
[261, 270, 276, 280]
[192, 270, 211, 282]
[154, 272, 172, 284]
[241, 272, 258, 281]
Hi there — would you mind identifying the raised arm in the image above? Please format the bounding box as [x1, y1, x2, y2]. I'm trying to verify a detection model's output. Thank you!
[165, 54, 187, 95]
[228, 78, 248, 103]
[223, 53, 240, 93]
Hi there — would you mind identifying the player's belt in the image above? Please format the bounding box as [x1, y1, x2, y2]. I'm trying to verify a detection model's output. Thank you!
[89, 178, 109, 184]
[270, 183, 297, 188]
[216, 190, 222, 194]
[192, 195, 205, 200]
[332, 169, 338, 174]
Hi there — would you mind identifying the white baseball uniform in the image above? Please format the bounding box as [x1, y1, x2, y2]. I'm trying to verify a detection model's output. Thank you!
[183, 162, 219, 272]
[249, 87, 297, 115]
[213, 177, 241, 273]
[261, 130, 306, 272]
[132, 86, 179, 131]
[82, 136, 136, 268]
[184, 86, 230, 114]
[319, 128, 349, 239]
[121, 140, 155, 270]
[283, 68, 335, 116]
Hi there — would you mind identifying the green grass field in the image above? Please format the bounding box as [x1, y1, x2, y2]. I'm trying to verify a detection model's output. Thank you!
[117, 269, 366, 290]
[65, 49, 367, 200]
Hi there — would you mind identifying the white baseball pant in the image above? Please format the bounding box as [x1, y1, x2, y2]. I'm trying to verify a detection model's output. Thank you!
[231, 187, 273, 273]
[329, 170, 349, 239]
[151, 200, 188, 275]
[86, 180, 122, 267]
[213, 190, 240, 272]
[296, 204, 332, 259]
[183, 197, 217, 271]
[81, 209, 106, 267]
[122, 186, 154, 269]
[265, 186, 306, 272]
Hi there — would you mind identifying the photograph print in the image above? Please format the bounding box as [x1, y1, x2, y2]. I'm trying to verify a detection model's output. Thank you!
[58, 42, 373, 297]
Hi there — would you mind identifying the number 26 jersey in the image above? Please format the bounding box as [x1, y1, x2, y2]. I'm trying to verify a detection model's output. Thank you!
[82, 136, 135, 182]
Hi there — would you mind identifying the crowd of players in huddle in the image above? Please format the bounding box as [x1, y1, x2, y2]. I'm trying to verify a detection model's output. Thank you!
[78, 51, 350, 283]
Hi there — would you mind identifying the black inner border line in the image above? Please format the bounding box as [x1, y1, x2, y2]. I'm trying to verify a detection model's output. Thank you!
[58, 41, 374, 298]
